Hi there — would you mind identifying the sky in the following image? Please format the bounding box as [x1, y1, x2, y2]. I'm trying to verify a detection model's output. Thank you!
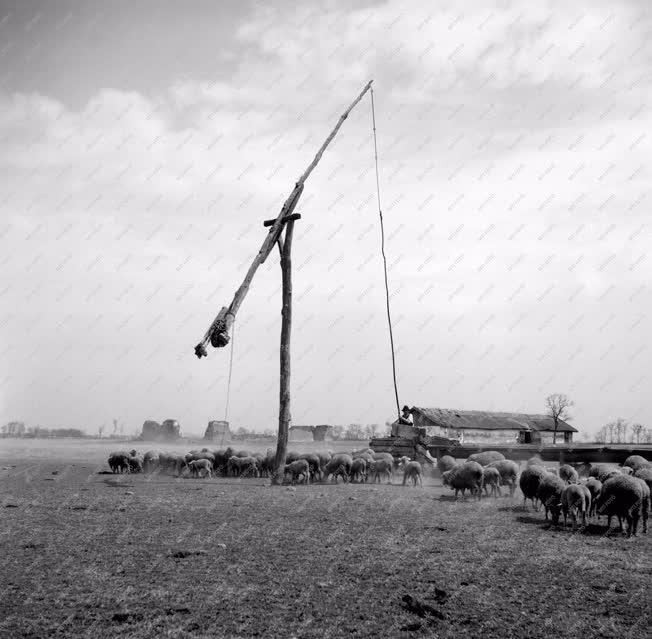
[1, 0, 650, 437]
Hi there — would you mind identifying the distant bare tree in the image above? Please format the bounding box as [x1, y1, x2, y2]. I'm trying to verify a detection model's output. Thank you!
[98, 424, 105, 438]
[630, 423, 644, 443]
[605, 421, 615, 443]
[112, 418, 118, 435]
[545, 393, 574, 444]
[366, 423, 379, 439]
[595, 425, 608, 444]
[610, 417, 628, 443]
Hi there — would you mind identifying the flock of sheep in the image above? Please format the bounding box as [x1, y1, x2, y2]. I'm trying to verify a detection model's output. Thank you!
[106, 447, 651, 537]
[438, 450, 651, 537]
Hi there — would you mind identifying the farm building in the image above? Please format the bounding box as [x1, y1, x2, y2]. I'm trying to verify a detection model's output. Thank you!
[203, 420, 231, 441]
[410, 407, 577, 445]
[289, 424, 334, 442]
[139, 419, 181, 441]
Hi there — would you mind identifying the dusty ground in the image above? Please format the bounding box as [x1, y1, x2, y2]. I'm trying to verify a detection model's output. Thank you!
[1, 439, 650, 638]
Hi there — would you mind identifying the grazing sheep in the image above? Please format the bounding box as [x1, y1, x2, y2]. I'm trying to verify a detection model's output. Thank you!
[620, 466, 634, 476]
[536, 474, 566, 525]
[227, 456, 259, 478]
[323, 454, 353, 483]
[186, 451, 215, 470]
[437, 455, 458, 473]
[350, 458, 367, 483]
[143, 450, 161, 474]
[467, 451, 505, 467]
[486, 460, 519, 497]
[596, 474, 649, 536]
[284, 459, 310, 485]
[559, 464, 579, 484]
[371, 452, 395, 464]
[623, 455, 651, 472]
[545, 467, 559, 476]
[589, 464, 621, 483]
[188, 459, 212, 478]
[127, 454, 144, 474]
[108, 451, 130, 474]
[299, 453, 323, 481]
[482, 467, 501, 498]
[561, 484, 590, 529]
[401, 461, 423, 487]
[331, 464, 350, 484]
[315, 451, 332, 469]
[519, 466, 547, 510]
[526, 456, 546, 469]
[634, 467, 652, 493]
[584, 478, 602, 518]
[285, 451, 301, 464]
[368, 459, 393, 484]
[442, 461, 483, 501]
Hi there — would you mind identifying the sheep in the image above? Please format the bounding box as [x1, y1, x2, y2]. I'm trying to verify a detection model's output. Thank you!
[285, 451, 301, 464]
[284, 460, 310, 485]
[299, 453, 323, 481]
[143, 450, 162, 474]
[519, 466, 547, 510]
[482, 467, 501, 498]
[400, 460, 423, 487]
[620, 466, 634, 476]
[350, 458, 367, 483]
[185, 451, 215, 469]
[108, 451, 130, 474]
[634, 467, 652, 493]
[127, 454, 144, 474]
[486, 460, 519, 497]
[188, 459, 212, 478]
[595, 474, 649, 536]
[441, 461, 483, 501]
[623, 455, 651, 472]
[437, 455, 458, 473]
[559, 464, 579, 484]
[315, 451, 332, 470]
[561, 484, 590, 529]
[227, 456, 259, 478]
[589, 464, 621, 483]
[368, 459, 393, 484]
[545, 467, 558, 476]
[536, 474, 566, 525]
[467, 451, 505, 467]
[526, 456, 546, 469]
[323, 454, 353, 483]
[584, 478, 602, 518]
[371, 452, 395, 464]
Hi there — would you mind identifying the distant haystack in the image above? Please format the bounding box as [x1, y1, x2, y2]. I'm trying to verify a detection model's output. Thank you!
[139, 419, 181, 441]
[203, 420, 231, 441]
[289, 424, 333, 442]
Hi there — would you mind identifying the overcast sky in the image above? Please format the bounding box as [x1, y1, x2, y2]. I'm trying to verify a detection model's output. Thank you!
[1, 0, 650, 437]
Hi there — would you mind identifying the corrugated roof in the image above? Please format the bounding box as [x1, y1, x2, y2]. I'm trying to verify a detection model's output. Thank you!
[411, 407, 577, 433]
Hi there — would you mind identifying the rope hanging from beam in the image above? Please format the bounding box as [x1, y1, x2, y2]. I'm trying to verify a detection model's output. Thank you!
[370, 86, 402, 420]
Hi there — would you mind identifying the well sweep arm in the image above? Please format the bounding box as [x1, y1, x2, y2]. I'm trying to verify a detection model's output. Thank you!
[195, 80, 373, 358]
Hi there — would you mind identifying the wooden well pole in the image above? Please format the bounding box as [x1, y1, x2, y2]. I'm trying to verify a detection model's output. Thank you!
[271, 219, 295, 484]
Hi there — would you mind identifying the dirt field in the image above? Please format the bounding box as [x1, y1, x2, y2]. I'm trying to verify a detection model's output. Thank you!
[1, 439, 650, 638]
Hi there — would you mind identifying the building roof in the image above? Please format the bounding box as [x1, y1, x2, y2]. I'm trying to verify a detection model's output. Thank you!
[411, 407, 577, 433]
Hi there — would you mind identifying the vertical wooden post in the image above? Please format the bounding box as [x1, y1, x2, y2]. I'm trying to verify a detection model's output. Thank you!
[271, 220, 295, 485]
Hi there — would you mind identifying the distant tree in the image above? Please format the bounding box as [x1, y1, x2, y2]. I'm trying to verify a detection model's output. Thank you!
[366, 423, 379, 439]
[594, 426, 608, 444]
[630, 423, 644, 443]
[608, 417, 628, 443]
[331, 425, 345, 440]
[98, 424, 105, 438]
[343, 423, 365, 440]
[545, 394, 574, 444]
[2, 421, 26, 437]
[112, 418, 118, 435]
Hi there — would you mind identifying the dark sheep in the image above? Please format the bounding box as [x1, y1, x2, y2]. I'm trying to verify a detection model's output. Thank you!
[442, 461, 483, 500]
[519, 466, 547, 510]
[299, 453, 323, 481]
[467, 451, 505, 466]
[108, 451, 130, 474]
[127, 454, 144, 474]
[143, 450, 162, 474]
[400, 460, 423, 487]
[596, 474, 649, 536]
[368, 459, 393, 484]
[536, 474, 566, 525]
[227, 456, 259, 478]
